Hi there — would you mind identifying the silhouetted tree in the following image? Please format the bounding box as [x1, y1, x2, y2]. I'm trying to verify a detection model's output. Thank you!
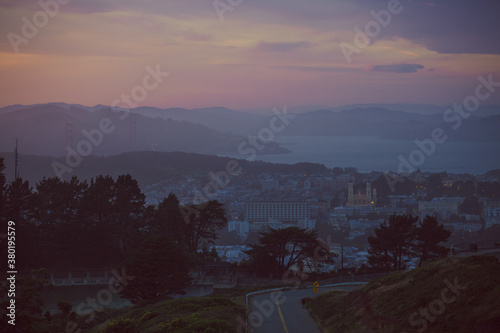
[427, 173, 445, 199]
[34, 176, 88, 267]
[34, 176, 86, 226]
[0, 268, 50, 332]
[183, 200, 227, 253]
[120, 235, 191, 304]
[215, 230, 242, 245]
[448, 180, 476, 197]
[0, 158, 7, 223]
[4, 178, 38, 269]
[77, 175, 119, 265]
[4, 178, 35, 224]
[368, 214, 418, 270]
[245, 231, 260, 246]
[80, 175, 115, 228]
[112, 174, 145, 252]
[459, 196, 482, 215]
[151, 193, 187, 248]
[245, 227, 335, 276]
[478, 181, 500, 198]
[414, 215, 451, 266]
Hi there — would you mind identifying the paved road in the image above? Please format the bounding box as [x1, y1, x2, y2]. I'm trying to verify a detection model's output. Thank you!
[247, 285, 362, 333]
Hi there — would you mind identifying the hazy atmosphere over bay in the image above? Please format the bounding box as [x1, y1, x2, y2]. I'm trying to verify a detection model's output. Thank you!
[1, 1, 500, 332]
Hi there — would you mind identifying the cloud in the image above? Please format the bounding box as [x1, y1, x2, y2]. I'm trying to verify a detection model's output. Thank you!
[371, 0, 500, 55]
[2, 0, 499, 55]
[273, 65, 361, 73]
[0, 0, 214, 17]
[184, 33, 211, 42]
[369, 64, 424, 74]
[255, 41, 312, 52]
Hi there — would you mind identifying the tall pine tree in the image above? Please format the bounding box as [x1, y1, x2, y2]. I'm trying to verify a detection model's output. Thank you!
[368, 214, 417, 271]
[414, 215, 451, 266]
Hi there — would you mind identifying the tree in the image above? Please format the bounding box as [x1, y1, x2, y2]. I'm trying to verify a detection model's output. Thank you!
[112, 174, 146, 252]
[79, 175, 115, 228]
[245, 227, 335, 277]
[57, 301, 72, 316]
[200, 243, 221, 262]
[0, 268, 50, 332]
[245, 231, 260, 246]
[151, 193, 187, 246]
[78, 175, 119, 265]
[34, 176, 89, 267]
[448, 180, 475, 197]
[459, 196, 482, 215]
[4, 178, 38, 269]
[478, 181, 500, 198]
[4, 178, 35, 224]
[427, 173, 445, 199]
[0, 157, 7, 223]
[120, 235, 191, 303]
[414, 215, 451, 266]
[183, 200, 227, 254]
[368, 214, 417, 270]
[34, 176, 87, 228]
[215, 230, 242, 245]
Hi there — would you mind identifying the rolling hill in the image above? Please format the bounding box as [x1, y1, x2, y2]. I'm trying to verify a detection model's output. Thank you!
[307, 255, 500, 333]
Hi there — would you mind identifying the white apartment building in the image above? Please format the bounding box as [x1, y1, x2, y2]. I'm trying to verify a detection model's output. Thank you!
[227, 220, 249, 238]
[244, 202, 314, 230]
[418, 197, 465, 216]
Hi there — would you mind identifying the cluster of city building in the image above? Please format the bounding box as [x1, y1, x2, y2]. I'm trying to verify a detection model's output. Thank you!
[141, 168, 500, 271]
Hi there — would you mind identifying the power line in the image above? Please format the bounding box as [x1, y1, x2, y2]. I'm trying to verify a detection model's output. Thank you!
[14, 137, 19, 179]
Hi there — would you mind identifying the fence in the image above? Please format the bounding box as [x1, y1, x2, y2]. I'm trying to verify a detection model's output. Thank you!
[451, 239, 500, 255]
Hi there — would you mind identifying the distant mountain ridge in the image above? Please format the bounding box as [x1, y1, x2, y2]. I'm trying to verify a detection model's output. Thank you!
[0, 104, 288, 157]
[282, 108, 500, 141]
[1, 103, 499, 159]
[0, 151, 329, 185]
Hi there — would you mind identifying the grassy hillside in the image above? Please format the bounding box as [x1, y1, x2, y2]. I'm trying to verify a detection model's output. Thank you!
[307, 255, 500, 333]
[83, 285, 290, 332]
[29, 285, 288, 333]
[33, 296, 246, 333]
[91, 297, 244, 333]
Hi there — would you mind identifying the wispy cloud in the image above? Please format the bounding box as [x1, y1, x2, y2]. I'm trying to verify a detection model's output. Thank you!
[184, 32, 211, 42]
[273, 65, 361, 73]
[255, 41, 312, 52]
[1, 0, 499, 109]
[369, 63, 424, 74]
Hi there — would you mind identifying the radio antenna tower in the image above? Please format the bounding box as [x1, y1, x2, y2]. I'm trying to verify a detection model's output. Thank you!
[14, 138, 19, 180]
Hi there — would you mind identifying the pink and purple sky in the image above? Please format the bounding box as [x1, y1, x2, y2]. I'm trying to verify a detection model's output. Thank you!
[1, 0, 500, 111]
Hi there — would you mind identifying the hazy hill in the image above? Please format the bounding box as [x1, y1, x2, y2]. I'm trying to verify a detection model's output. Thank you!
[280, 107, 500, 141]
[331, 103, 500, 117]
[0, 104, 288, 157]
[331, 103, 447, 115]
[307, 255, 500, 333]
[2, 103, 500, 150]
[126, 106, 269, 136]
[111, 104, 500, 141]
[0, 151, 329, 185]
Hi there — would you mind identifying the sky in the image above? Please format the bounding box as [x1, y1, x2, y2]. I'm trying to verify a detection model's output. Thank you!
[1, 0, 500, 111]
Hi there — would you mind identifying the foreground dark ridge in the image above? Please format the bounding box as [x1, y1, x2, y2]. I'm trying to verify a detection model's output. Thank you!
[306, 255, 500, 333]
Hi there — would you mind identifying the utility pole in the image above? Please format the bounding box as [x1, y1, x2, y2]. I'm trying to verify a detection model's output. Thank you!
[14, 138, 19, 180]
[341, 244, 344, 276]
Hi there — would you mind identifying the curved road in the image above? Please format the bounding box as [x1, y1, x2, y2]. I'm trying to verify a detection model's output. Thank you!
[247, 285, 362, 333]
